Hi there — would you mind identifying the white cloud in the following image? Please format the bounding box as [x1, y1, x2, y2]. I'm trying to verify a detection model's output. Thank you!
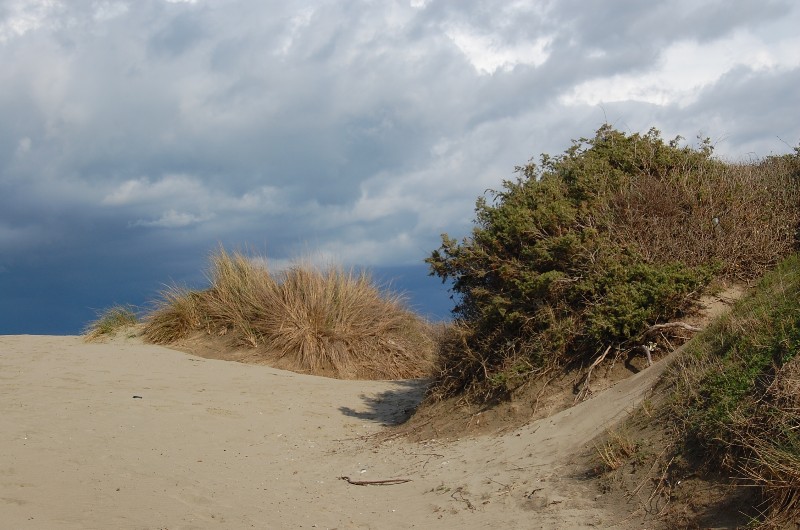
[230, 186, 285, 212]
[310, 231, 417, 268]
[92, 1, 128, 21]
[102, 175, 292, 214]
[445, 26, 551, 75]
[101, 175, 207, 206]
[15, 137, 32, 156]
[561, 30, 800, 107]
[274, 7, 315, 57]
[0, 0, 61, 42]
[131, 209, 211, 228]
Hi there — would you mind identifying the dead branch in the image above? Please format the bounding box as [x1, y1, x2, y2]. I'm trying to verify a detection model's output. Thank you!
[574, 345, 613, 403]
[339, 476, 411, 486]
[643, 322, 702, 336]
[638, 343, 654, 366]
[451, 488, 475, 510]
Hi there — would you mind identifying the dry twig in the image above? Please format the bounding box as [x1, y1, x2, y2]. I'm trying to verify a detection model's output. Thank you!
[575, 345, 613, 403]
[644, 322, 702, 335]
[339, 476, 411, 486]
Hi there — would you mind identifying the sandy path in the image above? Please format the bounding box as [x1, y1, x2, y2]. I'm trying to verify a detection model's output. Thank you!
[0, 335, 664, 529]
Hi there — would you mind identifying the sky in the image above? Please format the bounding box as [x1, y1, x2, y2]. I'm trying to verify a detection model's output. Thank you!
[1, 0, 799, 334]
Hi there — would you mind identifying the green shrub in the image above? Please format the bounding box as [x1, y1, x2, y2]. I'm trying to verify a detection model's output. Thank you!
[581, 262, 715, 347]
[427, 125, 800, 400]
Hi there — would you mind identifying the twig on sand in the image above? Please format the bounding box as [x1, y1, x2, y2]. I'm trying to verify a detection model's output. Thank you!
[451, 488, 475, 510]
[339, 476, 411, 486]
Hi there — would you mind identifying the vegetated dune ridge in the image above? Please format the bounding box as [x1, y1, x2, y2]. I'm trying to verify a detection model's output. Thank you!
[1, 333, 700, 529]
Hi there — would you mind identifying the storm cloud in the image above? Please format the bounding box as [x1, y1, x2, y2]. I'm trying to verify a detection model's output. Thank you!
[1, 0, 799, 333]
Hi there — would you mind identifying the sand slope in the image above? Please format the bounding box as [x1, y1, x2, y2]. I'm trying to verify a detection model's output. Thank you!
[0, 335, 668, 529]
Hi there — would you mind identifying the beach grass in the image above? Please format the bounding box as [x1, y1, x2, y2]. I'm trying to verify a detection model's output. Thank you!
[143, 248, 435, 379]
[83, 305, 139, 342]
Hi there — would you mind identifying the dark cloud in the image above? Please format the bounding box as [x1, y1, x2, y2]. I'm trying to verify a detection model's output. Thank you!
[148, 9, 208, 57]
[556, 0, 789, 49]
[1, 0, 798, 333]
[679, 66, 800, 154]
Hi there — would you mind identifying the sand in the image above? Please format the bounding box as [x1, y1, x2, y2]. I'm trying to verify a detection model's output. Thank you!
[0, 334, 670, 529]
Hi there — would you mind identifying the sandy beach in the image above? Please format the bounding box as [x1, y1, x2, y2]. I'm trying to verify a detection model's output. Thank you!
[0, 334, 668, 529]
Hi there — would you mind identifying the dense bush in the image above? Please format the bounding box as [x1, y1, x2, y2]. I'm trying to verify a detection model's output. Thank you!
[427, 125, 800, 401]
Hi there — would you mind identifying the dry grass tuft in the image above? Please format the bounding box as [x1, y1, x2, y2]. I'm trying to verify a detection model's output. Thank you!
[595, 428, 638, 472]
[143, 286, 208, 344]
[83, 305, 139, 342]
[143, 248, 435, 380]
[734, 357, 800, 528]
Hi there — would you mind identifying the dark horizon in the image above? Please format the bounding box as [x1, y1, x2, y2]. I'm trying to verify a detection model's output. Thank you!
[0, 261, 454, 336]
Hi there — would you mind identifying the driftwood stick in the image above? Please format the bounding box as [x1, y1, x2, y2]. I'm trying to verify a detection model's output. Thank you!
[574, 345, 612, 403]
[639, 343, 654, 366]
[339, 476, 411, 486]
[644, 322, 702, 335]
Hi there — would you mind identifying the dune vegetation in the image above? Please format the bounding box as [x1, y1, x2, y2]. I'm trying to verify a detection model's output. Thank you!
[140, 248, 435, 380]
[420, 125, 798, 526]
[81, 124, 799, 526]
[670, 253, 800, 527]
[83, 125, 799, 394]
[592, 254, 800, 528]
[426, 125, 800, 403]
[83, 305, 139, 342]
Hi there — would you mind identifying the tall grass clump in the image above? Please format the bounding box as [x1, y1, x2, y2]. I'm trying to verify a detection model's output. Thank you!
[667, 253, 800, 528]
[143, 248, 434, 380]
[83, 305, 139, 342]
[141, 286, 207, 344]
[427, 125, 800, 402]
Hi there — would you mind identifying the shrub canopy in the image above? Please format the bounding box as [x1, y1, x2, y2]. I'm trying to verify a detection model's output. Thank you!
[427, 125, 799, 400]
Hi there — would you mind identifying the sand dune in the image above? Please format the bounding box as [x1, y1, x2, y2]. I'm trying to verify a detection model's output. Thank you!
[0, 334, 667, 529]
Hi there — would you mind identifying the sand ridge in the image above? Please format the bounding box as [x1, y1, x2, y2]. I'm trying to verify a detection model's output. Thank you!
[0, 334, 665, 529]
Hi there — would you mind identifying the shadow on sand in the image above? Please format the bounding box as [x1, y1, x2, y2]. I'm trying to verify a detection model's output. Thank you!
[339, 379, 429, 426]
